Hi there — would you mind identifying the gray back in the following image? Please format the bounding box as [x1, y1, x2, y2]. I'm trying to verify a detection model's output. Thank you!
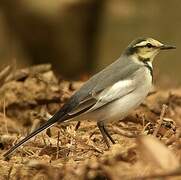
[74, 55, 141, 102]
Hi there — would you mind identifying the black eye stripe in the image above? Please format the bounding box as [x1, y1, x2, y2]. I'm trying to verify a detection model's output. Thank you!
[146, 43, 154, 48]
[136, 43, 155, 48]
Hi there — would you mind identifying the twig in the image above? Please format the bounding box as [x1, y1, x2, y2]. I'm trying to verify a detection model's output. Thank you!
[41, 134, 47, 146]
[112, 126, 139, 138]
[141, 114, 145, 130]
[78, 138, 103, 154]
[0, 65, 12, 87]
[122, 115, 144, 125]
[75, 121, 81, 131]
[153, 104, 168, 137]
[3, 98, 8, 134]
[89, 130, 97, 139]
[7, 165, 13, 180]
[56, 131, 60, 159]
[22, 148, 35, 156]
[147, 90, 157, 97]
[30, 119, 41, 133]
[141, 114, 147, 134]
[88, 144, 103, 153]
[142, 122, 151, 134]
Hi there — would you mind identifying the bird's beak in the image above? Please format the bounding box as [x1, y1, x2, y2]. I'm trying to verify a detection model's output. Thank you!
[160, 44, 176, 50]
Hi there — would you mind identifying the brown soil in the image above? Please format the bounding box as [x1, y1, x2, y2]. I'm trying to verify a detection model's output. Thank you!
[0, 64, 181, 180]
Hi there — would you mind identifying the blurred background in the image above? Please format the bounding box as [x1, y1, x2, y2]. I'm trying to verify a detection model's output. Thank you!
[0, 0, 180, 86]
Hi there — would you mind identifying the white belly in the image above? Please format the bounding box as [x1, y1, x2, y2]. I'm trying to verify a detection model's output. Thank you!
[85, 67, 152, 122]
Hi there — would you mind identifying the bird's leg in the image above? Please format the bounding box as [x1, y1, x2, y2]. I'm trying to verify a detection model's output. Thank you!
[102, 125, 115, 144]
[97, 121, 111, 148]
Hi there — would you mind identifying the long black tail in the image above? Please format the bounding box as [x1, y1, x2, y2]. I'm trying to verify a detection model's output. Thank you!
[3, 109, 68, 158]
[3, 94, 94, 158]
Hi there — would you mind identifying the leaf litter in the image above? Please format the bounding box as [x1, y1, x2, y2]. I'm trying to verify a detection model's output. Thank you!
[0, 64, 181, 179]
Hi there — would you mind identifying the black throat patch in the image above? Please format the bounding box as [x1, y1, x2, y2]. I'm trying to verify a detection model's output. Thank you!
[139, 57, 153, 81]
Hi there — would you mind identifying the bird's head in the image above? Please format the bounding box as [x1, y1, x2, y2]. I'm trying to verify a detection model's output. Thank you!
[125, 37, 176, 63]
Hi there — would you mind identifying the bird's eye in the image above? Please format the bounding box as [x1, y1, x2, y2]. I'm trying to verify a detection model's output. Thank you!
[146, 43, 153, 48]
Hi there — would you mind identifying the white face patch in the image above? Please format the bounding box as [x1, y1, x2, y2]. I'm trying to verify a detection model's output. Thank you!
[134, 41, 148, 47]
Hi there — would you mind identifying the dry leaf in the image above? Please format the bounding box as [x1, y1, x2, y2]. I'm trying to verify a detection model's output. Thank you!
[138, 135, 179, 171]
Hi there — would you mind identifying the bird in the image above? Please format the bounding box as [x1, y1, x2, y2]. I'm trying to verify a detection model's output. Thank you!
[3, 37, 176, 158]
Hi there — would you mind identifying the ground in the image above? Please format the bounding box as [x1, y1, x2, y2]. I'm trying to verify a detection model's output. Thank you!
[0, 64, 181, 180]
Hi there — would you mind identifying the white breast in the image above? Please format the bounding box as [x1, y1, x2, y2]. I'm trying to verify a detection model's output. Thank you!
[86, 66, 153, 122]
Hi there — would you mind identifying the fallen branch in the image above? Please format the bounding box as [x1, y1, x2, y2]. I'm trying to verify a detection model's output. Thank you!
[5, 64, 52, 82]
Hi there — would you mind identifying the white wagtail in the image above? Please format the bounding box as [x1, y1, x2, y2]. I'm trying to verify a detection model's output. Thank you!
[3, 37, 175, 158]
